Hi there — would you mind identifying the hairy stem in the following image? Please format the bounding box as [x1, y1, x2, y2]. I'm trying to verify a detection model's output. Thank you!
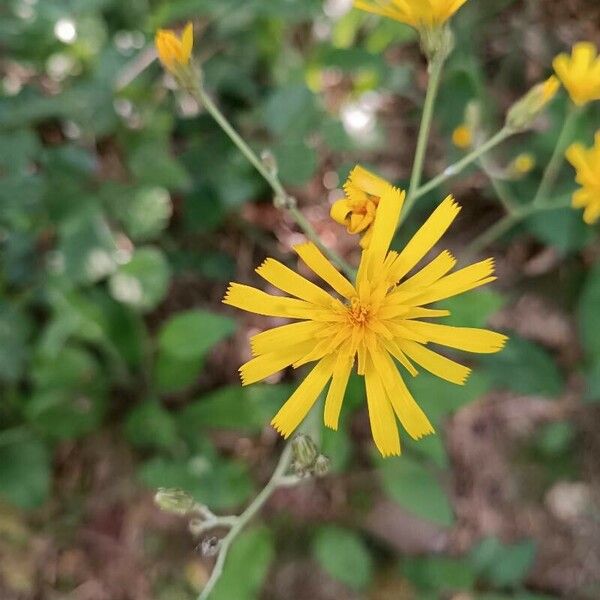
[189, 81, 355, 279]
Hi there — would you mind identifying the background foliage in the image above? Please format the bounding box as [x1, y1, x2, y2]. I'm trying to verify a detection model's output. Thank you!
[1, 0, 599, 598]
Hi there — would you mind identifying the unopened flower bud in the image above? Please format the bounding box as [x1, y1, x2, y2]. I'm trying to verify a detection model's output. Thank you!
[261, 149, 278, 176]
[313, 454, 330, 477]
[506, 76, 560, 131]
[508, 153, 536, 178]
[154, 488, 196, 515]
[291, 434, 318, 470]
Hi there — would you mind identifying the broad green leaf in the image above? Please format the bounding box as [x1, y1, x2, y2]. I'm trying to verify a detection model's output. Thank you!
[440, 289, 506, 328]
[525, 207, 593, 254]
[0, 302, 31, 382]
[273, 140, 317, 186]
[262, 84, 318, 137]
[209, 527, 275, 600]
[121, 186, 172, 241]
[312, 526, 373, 590]
[124, 400, 178, 450]
[109, 247, 170, 311]
[155, 352, 203, 393]
[471, 537, 536, 588]
[578, 263, 600, 361]
[377, 455, 454, 527]
[158, 309, 235, 361]
[0, 436, 50, 509]
[480, 337, 563, 398]
[402, 556, 477, 591]
[178, 384, 293, 434]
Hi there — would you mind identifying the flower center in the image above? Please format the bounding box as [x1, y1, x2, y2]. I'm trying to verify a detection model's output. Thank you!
[347, 297, 370, 326]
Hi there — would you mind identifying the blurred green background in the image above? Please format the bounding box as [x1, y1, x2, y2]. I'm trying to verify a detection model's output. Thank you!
[1, 0, 600, 598]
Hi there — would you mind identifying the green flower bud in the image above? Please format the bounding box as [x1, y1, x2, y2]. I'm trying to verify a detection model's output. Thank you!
[313, 454, 330, 478]
[154, 488, 196, 515]
[291, 434, 319, 470]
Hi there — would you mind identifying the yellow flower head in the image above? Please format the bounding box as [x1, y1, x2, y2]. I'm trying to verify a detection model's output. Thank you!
[452, 124, 473, 149]
[566, 131, 600, 225]
[330, 165, 389, 249]
[512, 153, 536, 176]
[155, 22, 194, 73]
[223, 175, 507, 457]
[354, 0, 469, 29]
[553, 42, 600, 107]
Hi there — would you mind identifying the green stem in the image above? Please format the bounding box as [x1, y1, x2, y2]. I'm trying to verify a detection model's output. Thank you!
[197, 443, 293, 600]
[189, 81, 355, 280]
[478, 155, 516, 214]
[403, 51, 446, 219]
[466, 197, 572, 255]
[408, 127, 513, 210]
[532, 104, 581, 208]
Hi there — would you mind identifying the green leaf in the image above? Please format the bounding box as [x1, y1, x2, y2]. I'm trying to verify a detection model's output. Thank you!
[0, 302, 31, 382]
[138, 454, 253, 511]
[179, 384, 292, 434]
[109, 247, 171, 311]
[155, 352, 203, 393]
[262, 84, 318, 137]
[158, 309, 235, 361]
[312, 526, 373, 590]
[440, 289, 506, 328]
[124, 400, 178, 450]
[377, 455, 454, 527]
[470, 537, 536, 588]
[525, 207, 593, 254]
[578, 263, 600, 361]
[210, 527, 275, 600]
[121, 186, 172, 241]
[273, 140, 317, 186]
[402, 556, 477, 591]
[480, 337, 564, 398]
[0, 436, 50, 509]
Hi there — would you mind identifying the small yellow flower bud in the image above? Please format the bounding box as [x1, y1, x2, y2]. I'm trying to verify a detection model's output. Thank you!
[506, 76, 560, 131]
[154, 488, 196, 515]
[155, 22, 194, 74]
[511, 153, 536, 176]
[452, 124, 473, 149]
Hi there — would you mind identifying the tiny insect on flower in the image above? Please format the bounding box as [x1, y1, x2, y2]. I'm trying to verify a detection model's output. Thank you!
[354, 0, 469, 29]
[566, 131, 600, 225]
[452, 124, 473, 149]
[223, 169, 507, 457]
[553, 42, 600, 107]
[155, 22, 194, 74]
[330, 165, 388, 249]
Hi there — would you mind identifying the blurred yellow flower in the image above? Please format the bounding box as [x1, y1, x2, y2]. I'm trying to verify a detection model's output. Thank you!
[354, 0, 469, 29]
[155, 22, 194, 73]
[553, 42, 600, 107]
[223, 176, 507, 457]
[566, 132, 600, 224]
[512, 153, 536, 175]
[452, 124, 473, 149]
[330, 165, 388, 249]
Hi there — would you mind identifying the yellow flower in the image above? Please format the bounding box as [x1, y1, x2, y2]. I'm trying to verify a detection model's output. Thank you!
[354, 0, 469, 29]
[452, 124, 473, 149]
[223, 176, 507, 457]
[553, 42, 600, 107]
[330, 165, 389, 249]
[155, 22, 194, 73]
[511, 153, 536, 176]
[566, 131, 600, 224]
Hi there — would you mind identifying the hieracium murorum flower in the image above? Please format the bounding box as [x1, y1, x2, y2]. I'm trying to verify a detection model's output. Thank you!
[223, 170, 507, 457]
[354, 0, 469, 29]
[566, 131, 600, 224]
[330, 165, 388, 249]
[155, 22, 194, 74]
[553, 42, 600, 107]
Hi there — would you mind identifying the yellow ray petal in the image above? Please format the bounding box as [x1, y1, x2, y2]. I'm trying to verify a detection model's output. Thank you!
[294, 242, 356, 299]
[403, 321, 508, 354]
[240, 339, 316, 386]
[271, 355, 335, 438]
[382, 338, 418, 377]
[181, 22, 194, 62]
[396, 250, 457, 291]
[409, 258, 496, 305]
[358, 185, 405, 284]
[324, 351, 354, 430]
[373, 347, 434, 440]
[388, 196, 461, 283]
[256, 258, 333, 306]
[400, 340, 471, 385]
[250, 321, 328, 356]
[364, 357, 401, 457]
[223, 283, 321, 319]
[404, 307, 451, 319]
